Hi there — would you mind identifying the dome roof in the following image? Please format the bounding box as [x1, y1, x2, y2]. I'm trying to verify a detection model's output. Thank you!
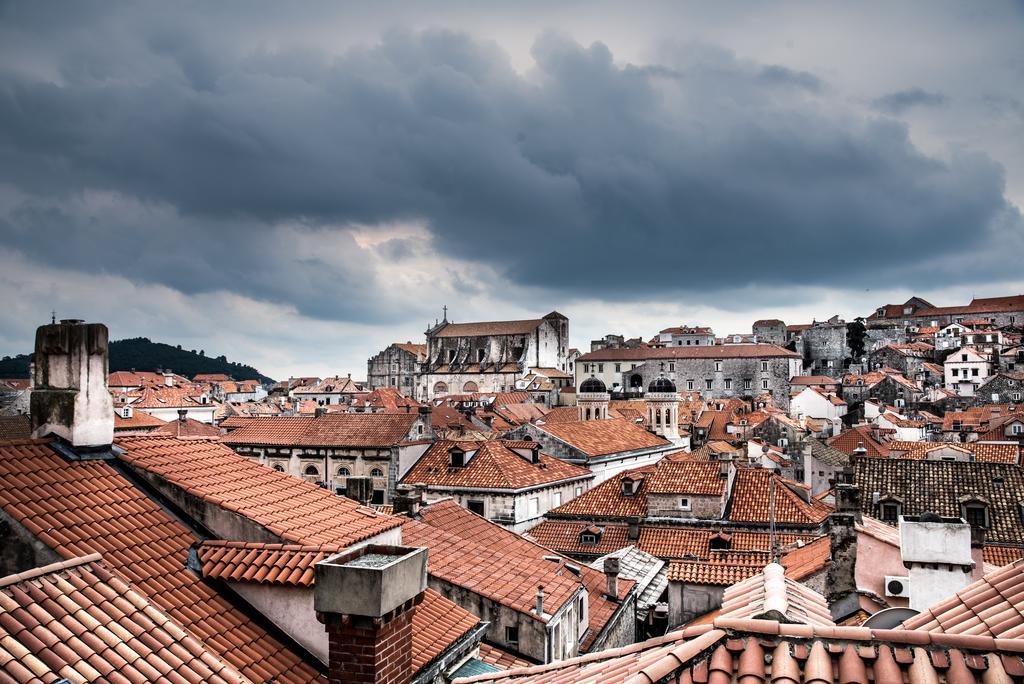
[579, 376, 607, 393]
[648, 375, 677, 393]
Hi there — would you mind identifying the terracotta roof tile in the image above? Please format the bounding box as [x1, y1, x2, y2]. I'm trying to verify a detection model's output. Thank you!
[0, 554, 249, 684]
[452, 618, 1024, 683]
[717, 562, 835, 626]
[433, 319, 545, 338]
[151, 416, 222, 438]
[902, 559, 1024, 638]
[117, 435, 403, 547]
[221, 412, 418, 447]
[536, 419, 671, 458]
[408, 500, 634, 652]
[727, 468, 833, 525]
[854, 457, 1024, 545]
[645, 461, 724, 496]
[402, 440, 592, 491]
[192, 540, 481, 672]
[478, 643, 534, 670]
[827, 425, 891, 457]
[113, 410, 166, 430]
[0, 438, 318, 682]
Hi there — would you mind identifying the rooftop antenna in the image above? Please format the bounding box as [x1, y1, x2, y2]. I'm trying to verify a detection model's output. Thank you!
[50, 310, 56, 324]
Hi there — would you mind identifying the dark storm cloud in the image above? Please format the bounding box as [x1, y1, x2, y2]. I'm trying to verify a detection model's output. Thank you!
[871, 87, 949, 114]
[0, 6, 1021, 321]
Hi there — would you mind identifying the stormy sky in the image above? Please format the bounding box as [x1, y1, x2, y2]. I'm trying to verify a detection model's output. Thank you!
[2, 1, 1023, 379]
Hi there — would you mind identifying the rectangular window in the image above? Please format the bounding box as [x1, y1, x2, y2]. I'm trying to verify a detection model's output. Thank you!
[705, 379, 713, 390]
[467, 500, 485, 516]
[952, 368, 959, 376]
[615, 363, 621, 372]
[505, 626, 519, 645]
[371, 489, 385, 505]
[575, 486, 583, 496]
[686, 380, 694, 391]
[881, 503, 899, 522]
[552, 492, 562, 508]
[598, 364, 604, 372]
[529, 497, 539, 517]
[724, 379, 733, 390]
[972, 368, 979, 377]
[669, 363, 675, 371]
[744, 379, 752, 390]
[761, 361, 769, 372]
[679, 498, 691, 511]
[964, 506, 987, 529]
[714, 361, 723, 372]
[762, 379, 770, 390]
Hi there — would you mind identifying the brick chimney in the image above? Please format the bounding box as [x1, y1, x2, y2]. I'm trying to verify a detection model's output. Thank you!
[30, 320, 114, 449]
[315, 545, 427, 684]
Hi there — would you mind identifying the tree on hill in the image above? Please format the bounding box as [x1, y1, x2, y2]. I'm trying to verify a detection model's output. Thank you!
[0, 338, 273, 384]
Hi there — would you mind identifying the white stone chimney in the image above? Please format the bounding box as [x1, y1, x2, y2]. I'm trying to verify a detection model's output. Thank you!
[30, 320, 114, 449]
[899, 513, 974, 611]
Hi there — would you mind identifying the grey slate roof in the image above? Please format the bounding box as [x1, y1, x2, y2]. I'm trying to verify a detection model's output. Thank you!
[589, 545, 667, 616]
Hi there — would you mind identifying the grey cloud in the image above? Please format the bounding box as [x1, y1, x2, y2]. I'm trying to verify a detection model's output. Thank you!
[871, 87, 949, 113]
[0, 10, 1021, 323]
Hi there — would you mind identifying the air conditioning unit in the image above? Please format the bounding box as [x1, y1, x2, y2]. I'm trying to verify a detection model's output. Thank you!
[885, 576, 911, 598]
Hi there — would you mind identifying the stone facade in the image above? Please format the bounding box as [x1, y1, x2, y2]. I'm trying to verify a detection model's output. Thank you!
[420, 312, 569, 400]
[798, 317, 848, 378]
[646, 493, 725, 520]
[366, 343, 425, 393]
[618, 355, 801, 411]
[752, 320, 787, 346]
[421, 480, 592, 534]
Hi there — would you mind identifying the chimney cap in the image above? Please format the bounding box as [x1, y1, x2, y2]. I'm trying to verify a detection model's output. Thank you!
[315, 545, 427, 618]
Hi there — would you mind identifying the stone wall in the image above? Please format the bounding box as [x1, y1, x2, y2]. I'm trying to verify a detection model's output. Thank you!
[800, 322, 848, 377]
[619, 356, 799, 410]
[646, 493, 725, 520]
[366, 344, 421, 393]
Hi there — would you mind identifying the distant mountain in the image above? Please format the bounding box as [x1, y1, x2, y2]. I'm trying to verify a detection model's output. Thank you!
[0, 337, 274, 384]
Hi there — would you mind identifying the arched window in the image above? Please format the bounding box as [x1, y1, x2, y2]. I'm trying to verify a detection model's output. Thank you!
[463, 381, 479, 393]
[433, 382, 449, 396]
[337, 467, 350, 477]
[370, 468, 384, 478]
[304, 465, 320, 477]
[272, 464, 285, 472]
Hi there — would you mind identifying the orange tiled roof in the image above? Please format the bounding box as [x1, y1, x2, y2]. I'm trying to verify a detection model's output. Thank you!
[666, 555, 766, 586]
[402, 440, 592, 491]
[0, 438, 318, 682]
[985, 545, 1024, 567]
[525, 521, 633, 557]
[433, 318, 545, 338]
[222, 412, 417, 447]
[536, 418, 671, 457]
[478, 643, 534, 670]
[727, 469, 833, 525]
[452, 618, 1024, 683]
[0, 553, 248, 684]
[902, 559, 1024, 638]
[113, 410, 166, 430]
[410, 500, 634, 652]
[192, 539, 480, 673]
[827, 425, 891, 457]
[718, 562, 834, 627]
[548, 468, 654, 518]
[194, 540, 333, 587]
[151, 415, 222, 438]
[645, 461, 724, 496]
[116, 435, 403, 546]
